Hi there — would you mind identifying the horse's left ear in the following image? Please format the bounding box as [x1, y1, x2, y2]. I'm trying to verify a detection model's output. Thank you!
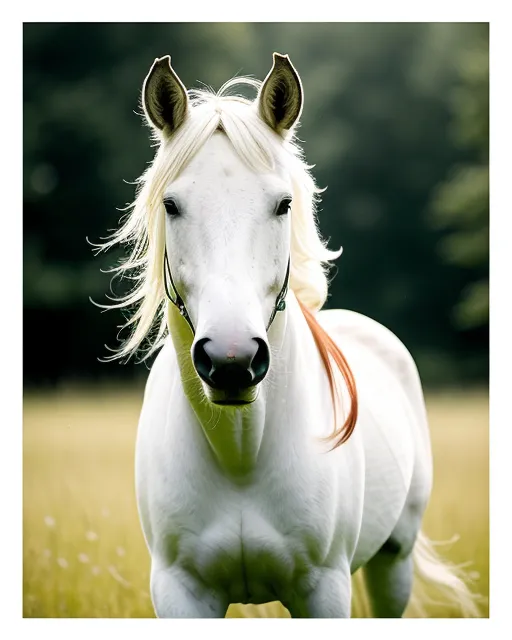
[257, 53, 303, 136]
[142, 55, 189, 134]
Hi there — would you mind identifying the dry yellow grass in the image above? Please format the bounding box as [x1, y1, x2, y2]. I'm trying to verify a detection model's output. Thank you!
[23, 386, 488, 618]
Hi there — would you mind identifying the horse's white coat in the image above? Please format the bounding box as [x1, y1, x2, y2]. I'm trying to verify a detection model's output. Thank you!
[106, 56, 479, 617]
[134, 130, 434, 616]
[136, 290, 431, 616]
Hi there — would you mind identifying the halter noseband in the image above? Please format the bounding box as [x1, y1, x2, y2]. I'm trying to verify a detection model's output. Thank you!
[163, 247, 290, 335]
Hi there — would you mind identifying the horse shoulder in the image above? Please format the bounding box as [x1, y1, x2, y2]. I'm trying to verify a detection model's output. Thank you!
[318, 308, 431, 469]
[135, 338, 180, 552]
[318, 308, 431, 444]
[317, 309, 418, 385]
[317, 309, 433, 566]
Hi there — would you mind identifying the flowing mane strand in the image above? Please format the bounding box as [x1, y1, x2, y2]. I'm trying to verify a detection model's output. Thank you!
[95, 75, 358, 445]
[298, 301, 358, 449]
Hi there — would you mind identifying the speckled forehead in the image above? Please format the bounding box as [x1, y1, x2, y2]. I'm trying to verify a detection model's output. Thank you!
[165, 133, 291, 202]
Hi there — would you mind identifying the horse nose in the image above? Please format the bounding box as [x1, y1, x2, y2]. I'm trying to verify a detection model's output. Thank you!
[192, 337, 270, 391]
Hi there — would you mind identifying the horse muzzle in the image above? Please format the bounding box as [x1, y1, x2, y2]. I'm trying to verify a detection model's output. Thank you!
[192, 336, 270, 404]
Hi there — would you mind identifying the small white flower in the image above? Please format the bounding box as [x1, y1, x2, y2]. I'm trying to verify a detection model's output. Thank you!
[101, 507, 110, 518]
[85, 530, 98, 542]
[91, 566, 101, 576]
[78, 553, 90, 564]
[116, 546, 126, 557]
[44, 516, 55, 528]
[57, 557, 68, 569]
[42, 549, 52, 558]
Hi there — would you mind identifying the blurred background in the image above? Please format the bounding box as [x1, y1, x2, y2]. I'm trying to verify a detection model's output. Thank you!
[23, 23, 489, 618]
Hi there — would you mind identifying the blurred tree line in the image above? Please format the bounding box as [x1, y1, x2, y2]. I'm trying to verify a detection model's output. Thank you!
[23, 23, 488, 387]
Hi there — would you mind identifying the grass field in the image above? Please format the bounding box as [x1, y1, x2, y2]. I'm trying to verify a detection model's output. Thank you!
[23, 387, 489, 618]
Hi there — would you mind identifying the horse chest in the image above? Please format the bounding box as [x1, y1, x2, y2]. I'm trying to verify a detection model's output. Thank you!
[140, 369, 365, 605]
[155, 449, 358, 605]
[178, 504, 320, 605]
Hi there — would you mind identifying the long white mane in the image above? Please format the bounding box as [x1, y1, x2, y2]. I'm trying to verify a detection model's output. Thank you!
[96, 77, 341, 360]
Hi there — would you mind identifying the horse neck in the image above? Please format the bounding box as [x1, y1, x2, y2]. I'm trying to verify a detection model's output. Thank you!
[166, 294, 326, 481]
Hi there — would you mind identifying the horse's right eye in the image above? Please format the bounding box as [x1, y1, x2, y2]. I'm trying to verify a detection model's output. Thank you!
[164, 199, 180, 217]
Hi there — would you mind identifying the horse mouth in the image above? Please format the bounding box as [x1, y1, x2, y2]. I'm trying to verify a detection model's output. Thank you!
[213, 399, 253, 407]
[206, 386, 259, 407]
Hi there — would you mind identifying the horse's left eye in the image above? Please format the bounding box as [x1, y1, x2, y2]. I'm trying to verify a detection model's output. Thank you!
[164, 199, 180, 217]
[276, 198, 292, 217]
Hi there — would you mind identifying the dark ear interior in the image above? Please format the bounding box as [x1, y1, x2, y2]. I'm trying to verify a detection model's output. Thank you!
[258, 53, 303, 135]
[142, 56, 189, 133]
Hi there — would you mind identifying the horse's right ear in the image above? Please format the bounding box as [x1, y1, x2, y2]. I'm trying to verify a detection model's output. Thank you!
[142, 56, 189, 134]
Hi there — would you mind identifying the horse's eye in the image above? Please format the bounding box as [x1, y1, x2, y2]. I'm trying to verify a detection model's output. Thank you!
[164, 199, 180, 217]
[276, 198, 292, 217]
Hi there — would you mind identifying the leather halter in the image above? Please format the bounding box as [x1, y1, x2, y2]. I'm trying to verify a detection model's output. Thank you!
[163, 247, 290, 335]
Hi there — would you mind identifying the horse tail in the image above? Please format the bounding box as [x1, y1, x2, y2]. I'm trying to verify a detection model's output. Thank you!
[407, 530, 483, 617]
[351, 530, 484, 617]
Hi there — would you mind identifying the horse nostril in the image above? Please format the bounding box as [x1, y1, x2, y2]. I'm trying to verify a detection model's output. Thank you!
[192, 338, 214, 383]
[251, 338, 270, 383]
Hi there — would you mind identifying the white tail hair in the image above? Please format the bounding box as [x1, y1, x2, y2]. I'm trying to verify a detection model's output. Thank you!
[351, 530, 484, 617]
[408, 530, 483, 617]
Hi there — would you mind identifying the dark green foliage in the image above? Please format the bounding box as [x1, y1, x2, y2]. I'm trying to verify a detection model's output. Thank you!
[23, 23, 488, 386]
[429, 23, 489, 331]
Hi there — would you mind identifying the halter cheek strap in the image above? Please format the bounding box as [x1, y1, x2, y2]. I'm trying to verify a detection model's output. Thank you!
[163, 247, 290, 335]
[265, 258, 290, 331]
[163, 248, 195, 334]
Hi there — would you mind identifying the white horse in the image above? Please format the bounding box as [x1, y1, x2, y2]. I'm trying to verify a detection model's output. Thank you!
[99, 53, 480, 618]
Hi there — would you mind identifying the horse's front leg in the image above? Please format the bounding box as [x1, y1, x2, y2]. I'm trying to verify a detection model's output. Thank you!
[287, 565, 352, 618]
[150, 560, 227, 618]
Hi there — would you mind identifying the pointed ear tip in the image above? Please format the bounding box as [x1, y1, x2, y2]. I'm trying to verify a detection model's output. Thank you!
[273, 52, 290, 62]
[152, 55, 171, 68]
